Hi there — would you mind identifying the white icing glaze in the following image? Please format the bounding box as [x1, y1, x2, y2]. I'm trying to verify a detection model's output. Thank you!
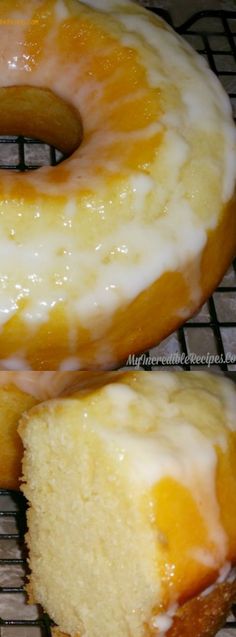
[59, 357, 81, 371]
[200, 563, 236, 597]
[54, 0, 70, 20]
[0, 356, 32, 370]
[74, 371, 236, 567]
[220, 377, 236, 431]
[151, 603, 178, 636]
[0, 0, 235, 352]
[0, 371, 82, 399]
[131, 174, 155, 216]
[98, 416, 227, 558]
[190, 548, 221, 569]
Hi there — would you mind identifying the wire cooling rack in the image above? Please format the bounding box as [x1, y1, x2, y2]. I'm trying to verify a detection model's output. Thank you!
[0, 490, 52, 637]
[0, 10, 235, 373]
[0, 488, 235, 637]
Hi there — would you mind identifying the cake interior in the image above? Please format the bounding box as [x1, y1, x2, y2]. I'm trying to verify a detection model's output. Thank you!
[22, 399, 161, 637]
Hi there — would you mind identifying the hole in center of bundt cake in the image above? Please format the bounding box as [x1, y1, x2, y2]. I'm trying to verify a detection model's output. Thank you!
[0, 85, 83, 168]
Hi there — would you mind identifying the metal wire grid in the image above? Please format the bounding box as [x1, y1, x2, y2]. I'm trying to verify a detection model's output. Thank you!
[0, 488, 236, 637]
[0, 10, 235, 372]
[0, 490, 52, 637]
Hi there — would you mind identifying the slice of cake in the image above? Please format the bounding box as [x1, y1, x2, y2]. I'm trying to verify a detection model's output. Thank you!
[19, 372, 236, 637]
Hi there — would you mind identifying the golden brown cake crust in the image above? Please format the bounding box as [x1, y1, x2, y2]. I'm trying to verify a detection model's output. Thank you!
[0, 385, 37, 490]
[0, 86, 82, 154]
[167, 580, 236, 637]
